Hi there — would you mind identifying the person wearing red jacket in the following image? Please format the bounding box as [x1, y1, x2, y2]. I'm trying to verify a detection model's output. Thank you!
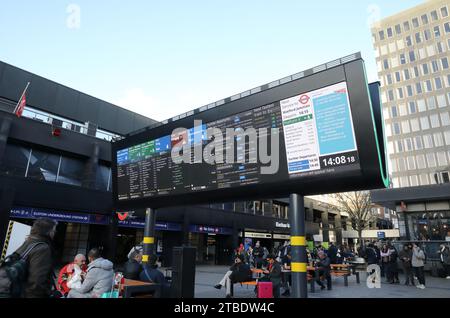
[57, 254, 87, 296]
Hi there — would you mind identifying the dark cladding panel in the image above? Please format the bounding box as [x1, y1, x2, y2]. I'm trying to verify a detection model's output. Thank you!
[97, 100, 118, 131]
[55, 85, 80, 121]
[114, 108, 135, 134]
[77, 93, 100, 124]
[0, 64, 32, 102]
[27, 76, 58, 113]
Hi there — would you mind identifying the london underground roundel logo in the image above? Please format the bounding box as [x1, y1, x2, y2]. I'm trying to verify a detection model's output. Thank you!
[299, 94, 310, 104]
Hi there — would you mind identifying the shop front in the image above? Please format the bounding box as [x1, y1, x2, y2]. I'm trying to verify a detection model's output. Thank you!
[188, 225, 233, 265]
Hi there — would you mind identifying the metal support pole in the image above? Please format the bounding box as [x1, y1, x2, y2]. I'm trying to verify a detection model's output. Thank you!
[289, 193, 307, 298]
[142, 207, 156, 264]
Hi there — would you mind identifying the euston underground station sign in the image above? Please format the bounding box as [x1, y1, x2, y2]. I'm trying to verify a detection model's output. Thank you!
[112, 53, 388, 209]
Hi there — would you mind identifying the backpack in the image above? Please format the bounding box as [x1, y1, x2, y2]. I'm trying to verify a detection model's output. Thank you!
[0, 242, 45, 298]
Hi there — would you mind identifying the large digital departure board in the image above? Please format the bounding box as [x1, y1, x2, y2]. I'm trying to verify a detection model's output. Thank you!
[112, 54, 388, 209]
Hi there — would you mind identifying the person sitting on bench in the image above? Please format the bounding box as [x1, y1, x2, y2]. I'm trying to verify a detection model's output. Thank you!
[316, 251, 332, 290]
[214, 254, 252, 298]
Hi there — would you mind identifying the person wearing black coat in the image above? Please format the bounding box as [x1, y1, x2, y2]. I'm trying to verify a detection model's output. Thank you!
[315, 251, 332, 290]
[214, 254, 252, 297]
[366, 244, 379, 265]
[327, 243, 338, 264]
[123, 249, 143, 280]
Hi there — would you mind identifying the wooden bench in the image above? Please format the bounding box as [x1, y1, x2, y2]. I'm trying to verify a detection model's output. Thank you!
[330, 270, 351, 286]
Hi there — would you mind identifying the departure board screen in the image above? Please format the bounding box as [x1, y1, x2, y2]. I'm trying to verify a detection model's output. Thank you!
[116, 81, 360, 201]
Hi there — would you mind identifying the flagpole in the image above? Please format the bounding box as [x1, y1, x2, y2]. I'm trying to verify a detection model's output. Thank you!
[13, 82, 30, 114]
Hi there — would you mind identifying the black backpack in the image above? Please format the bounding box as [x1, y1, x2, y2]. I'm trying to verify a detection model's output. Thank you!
[0, 242, 45, 298]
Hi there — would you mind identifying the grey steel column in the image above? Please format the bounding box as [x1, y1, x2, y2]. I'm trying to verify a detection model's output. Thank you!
[289, 193, 307, 298]
[142, 207, 156, 264]
[321, 211, 329, 249]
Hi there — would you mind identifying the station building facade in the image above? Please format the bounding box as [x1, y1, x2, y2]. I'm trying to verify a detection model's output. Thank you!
[0, 61, 350, 267]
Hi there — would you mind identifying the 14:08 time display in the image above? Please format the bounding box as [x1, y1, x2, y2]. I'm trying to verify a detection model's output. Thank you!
[321, 155, 356, 167]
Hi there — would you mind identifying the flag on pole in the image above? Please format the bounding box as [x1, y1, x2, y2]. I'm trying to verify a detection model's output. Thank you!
[13, 82, 30, 118]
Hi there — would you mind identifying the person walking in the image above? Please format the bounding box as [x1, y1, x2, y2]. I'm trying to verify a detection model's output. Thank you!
[399, 244, 414, 286]
[437, 244, 450, 279]
[412, 243, 426, 289]
[13, 218, 57, 298]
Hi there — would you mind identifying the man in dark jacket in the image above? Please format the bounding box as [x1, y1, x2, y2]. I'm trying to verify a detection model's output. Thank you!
[123, 249, 143, 280]
[252, 241, 265, 269]
[399, 244, 414, 285]
[327, 243, 338, 264]
[366, 244, 379, 265]
[14, 218, 57, 298]
[140, 255, 170, 297]
[315, 251, 331, 290]
[260, 254, 282, 298]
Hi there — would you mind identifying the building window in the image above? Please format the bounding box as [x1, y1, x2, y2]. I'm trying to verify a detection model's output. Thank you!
[413, 66, 419, 77]
[416, 82, 423, 94]
[399, 53, 406, 65]
[437, 151, 448, 166]
[409, 50, 416, 62]
[391, 105, 398, 118]
[407, 156, 416, 170]
[415, 136, 423, 149]
[393, 122, 401, 135]
[404, 69, 410, 80]
[431, 10, 438, 21]
[418, 99, 427, 112]
[424, 29, 432, 41]
[401, 120, 410, 133]
[379, 30, 385, 40]
[96, 164, 111, 191]
[431, 60, 439, 73]
[441, 6, 449, 18]
[27, 149, 60, 182]
[0, 144, 30, 177]
[445, 22, 450, 34]
[425, 80, 433, 92]
[406, 35, 412, 46]
[426, 153, 437, 168]
[444, 130, 450, 145]
[395, 24, 401, 35]
[405, 138, 413, 151]
[415, 32, 422, 44]
[383, 59, 389, 70]
[437, 42, 445, 53]
[395, 71, 401, 82]
[412, 17, 419, 28]
[397, 88, 404, 99]
[422, 63, 429, 75]
[435, 77, 443, 90]
[437, 94, 448, 108]
[403, 21, 410, 31]
[409, 101, 417, 114]
[416, 154, 426, 169]
[410, 118, 420, 131]
[388, 90, 395, 101]
[430, 114, 440, 128]
[57, 156, 85, 187]
[434, 132, 444, 147]
[442, 57, 449, 69]
[387, 27, 393, 38]
[386, 74, 393, 85]
[421, 14, 429, 24]
[396, 140, 404, 153]
[441, 112, 450, 126]
[434, 26, 441, 37]
[427, 96, 436, 110]
[423, 134, 434, 148]
[406, 85, 413, 97]
[420, 116, 430, 130]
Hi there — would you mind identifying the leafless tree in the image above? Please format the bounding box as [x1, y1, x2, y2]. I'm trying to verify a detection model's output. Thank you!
[333, 191, 377, 249]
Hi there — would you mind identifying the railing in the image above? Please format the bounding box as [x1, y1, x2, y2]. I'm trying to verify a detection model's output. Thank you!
[0, 97, 122, 142]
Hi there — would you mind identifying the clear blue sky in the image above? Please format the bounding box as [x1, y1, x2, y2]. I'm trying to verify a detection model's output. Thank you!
[0, 0, 423, 121]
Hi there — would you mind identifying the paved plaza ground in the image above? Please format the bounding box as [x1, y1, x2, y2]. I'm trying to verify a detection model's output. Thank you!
[192, 265, 450, 298]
